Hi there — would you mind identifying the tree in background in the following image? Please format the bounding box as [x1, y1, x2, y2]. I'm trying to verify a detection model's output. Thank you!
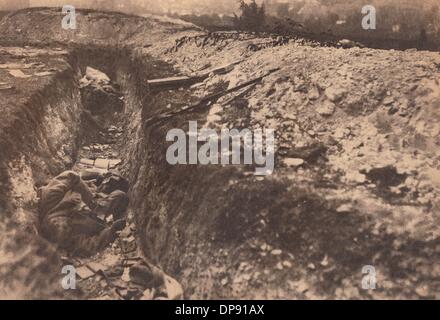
[233, 0, 266, 32]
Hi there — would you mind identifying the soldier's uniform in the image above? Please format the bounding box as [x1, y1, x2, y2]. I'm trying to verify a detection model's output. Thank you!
[38, 171, 128, 256]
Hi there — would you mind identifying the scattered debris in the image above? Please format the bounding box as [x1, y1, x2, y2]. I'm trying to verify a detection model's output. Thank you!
[121, 268, 131, 282]
[283, 158, 305, 168]
[383, 96, 395, 106]
[0, 63, 34, 69]
[308, 86, 320, 100]
[85, 67, 111, 85]
[336, 204, 353, 213]
[320, 256, 329, 267]
[8, 69, 31, 78]
[34, 71, 54, 77]
[345, 171, 367, 184]
[316, 100, 336, 116]
[325, 85, 346, 102]
[80, 158, 95, 167]
[109, 159, 122, 168]
[87, 262, 109, 273]
[270, 249, 283, 256]
[76, 266, 95, 280]
[95, 158, 110, 170]
[0, 82, 14, 90]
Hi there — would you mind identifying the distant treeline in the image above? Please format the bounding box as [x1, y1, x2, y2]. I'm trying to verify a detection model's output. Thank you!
[293, 3, 440, 45]
[174, 0, 440, 50]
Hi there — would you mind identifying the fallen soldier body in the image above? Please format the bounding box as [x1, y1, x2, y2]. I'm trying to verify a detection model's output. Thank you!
[38, 171, 128, 257]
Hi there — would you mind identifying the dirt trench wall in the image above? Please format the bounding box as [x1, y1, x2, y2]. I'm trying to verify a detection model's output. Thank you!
[1, 69, 82, 219]
[0, 60, 83, 299]
[128, 115, 440, 300]
[123, 58, 440, 300]
[113, 56, 253, 299]
[120, 74, 342, 299]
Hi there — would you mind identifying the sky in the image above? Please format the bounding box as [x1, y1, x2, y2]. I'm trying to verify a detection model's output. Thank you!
[1, 0, 438, 15]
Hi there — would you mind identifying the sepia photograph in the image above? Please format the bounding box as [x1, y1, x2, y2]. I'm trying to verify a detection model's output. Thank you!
[0, 0, 439, 306]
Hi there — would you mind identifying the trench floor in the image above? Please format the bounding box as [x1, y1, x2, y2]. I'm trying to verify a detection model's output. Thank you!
[60, 86, 177, 300]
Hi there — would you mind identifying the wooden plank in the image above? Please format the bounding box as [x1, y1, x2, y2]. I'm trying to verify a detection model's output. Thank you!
[147, 76, 191, 87]
[147, 75, 206, 90]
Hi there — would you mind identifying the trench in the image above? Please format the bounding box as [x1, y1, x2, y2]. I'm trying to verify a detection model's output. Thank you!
[10, 44, 332, 299]
[0, 44, 192, 299]
[61, 45, 260, 299]
[62, 46, 188, 299]
[50, 44, 263, 300]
